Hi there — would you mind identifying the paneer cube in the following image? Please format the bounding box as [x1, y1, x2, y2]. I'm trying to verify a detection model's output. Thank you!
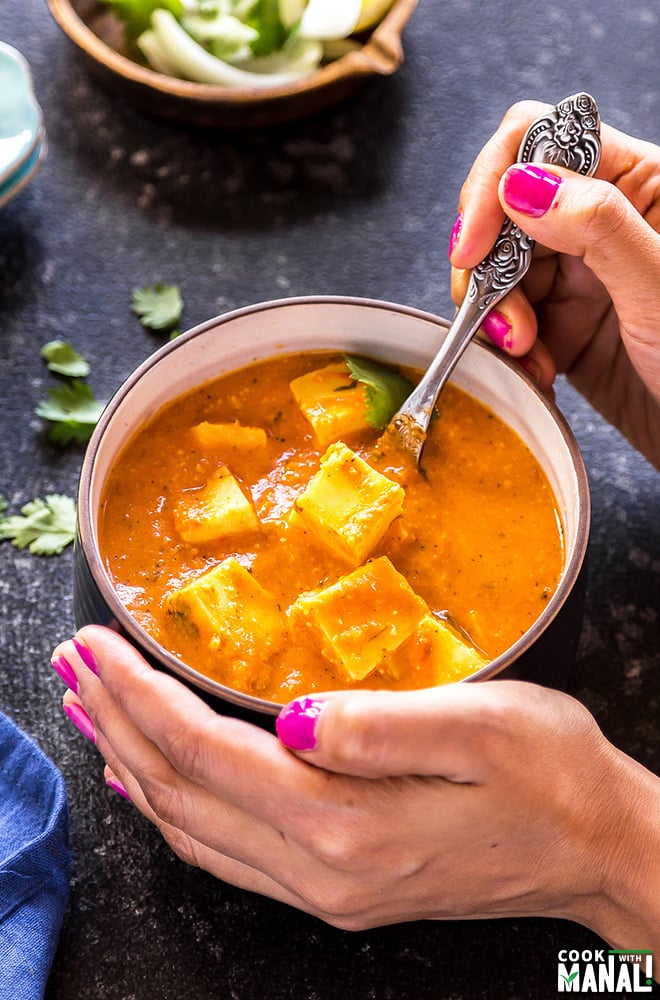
[290, 362, 371, 448]
[289, 556, 427, 682]
[382, 614, 488, 684]
[190, 420, 268, 453]
[165, 557, 285, 690]
[413, 615, 488, 683]
[173, 465, 259, 544]
[291, 442, 405, 564]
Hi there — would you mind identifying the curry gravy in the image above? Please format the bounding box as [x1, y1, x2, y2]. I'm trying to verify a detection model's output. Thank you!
[98, 352, 564, 702]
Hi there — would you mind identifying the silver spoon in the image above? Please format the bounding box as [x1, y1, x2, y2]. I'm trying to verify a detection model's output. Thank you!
[384, 92, 602, 466]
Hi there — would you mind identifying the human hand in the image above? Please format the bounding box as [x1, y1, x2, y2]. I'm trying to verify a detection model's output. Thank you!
[53, 626, 660, 955]
[449, 101, 660, 469]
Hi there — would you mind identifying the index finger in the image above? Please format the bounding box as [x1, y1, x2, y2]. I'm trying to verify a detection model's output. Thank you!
[451, 101, 644, 272]
[57, 625, 342, 829]
[451, 99, 550, 269]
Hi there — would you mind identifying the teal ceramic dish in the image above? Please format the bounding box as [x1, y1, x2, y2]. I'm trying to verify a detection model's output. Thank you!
[0, 41, 47, 207]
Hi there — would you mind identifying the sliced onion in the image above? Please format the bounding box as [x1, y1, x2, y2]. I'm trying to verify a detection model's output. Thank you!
[148, 9, 316, 87]
[298, 0, 362, 40]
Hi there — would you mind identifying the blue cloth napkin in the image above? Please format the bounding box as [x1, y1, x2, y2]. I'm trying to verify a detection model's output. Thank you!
[0, 710, 71, 1000]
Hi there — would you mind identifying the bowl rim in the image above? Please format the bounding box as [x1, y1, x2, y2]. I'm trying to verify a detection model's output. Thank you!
[47, 0, 419, 107]
[77, 294, 591, 715]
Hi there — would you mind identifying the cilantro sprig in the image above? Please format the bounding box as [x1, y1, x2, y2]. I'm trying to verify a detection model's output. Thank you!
[0, 494, 77, 555]
[36, 381, 105, 445]
[36, 340, 104, 445]
[344, 355, 414, 429]
[132, 283, 183, 337]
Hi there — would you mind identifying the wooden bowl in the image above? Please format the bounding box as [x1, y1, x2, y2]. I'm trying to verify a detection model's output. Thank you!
[47, 0, 418, 127]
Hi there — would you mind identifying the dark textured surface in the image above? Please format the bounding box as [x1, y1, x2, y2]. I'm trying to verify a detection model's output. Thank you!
[1, 1, 659, 997]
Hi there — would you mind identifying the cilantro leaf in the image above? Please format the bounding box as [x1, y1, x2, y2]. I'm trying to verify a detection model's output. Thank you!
[132, 283, 184, 332]
[100, 0, 184, 42]
[41, 340, 91, 378]
[0, 494, 77, 555]
[344, 356, 414, 429]
[35, 381, 105, 445]
[245, 0, 288, 56]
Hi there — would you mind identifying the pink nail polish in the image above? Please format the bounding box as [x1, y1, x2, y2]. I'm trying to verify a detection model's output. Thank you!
[52, 655, 79, 694]
[502, 163, 562, 218]
[276, 696, 327, 751]
[482, 309, 513, 350]
[72, 637, 99, 675]
[448, 212, 463, 258]
[106, 776, 131, 800]
[63, 701, 96, 743]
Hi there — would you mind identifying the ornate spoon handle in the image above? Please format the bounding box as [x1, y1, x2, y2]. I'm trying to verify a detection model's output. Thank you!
[387, 92, 602, 465]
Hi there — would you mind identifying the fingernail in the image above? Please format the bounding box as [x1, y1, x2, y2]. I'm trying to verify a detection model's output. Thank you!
[481, 309, 513, 350]
[106, 776, 131, 801]
[72, 637, 99, 675]
[502, 163, 563, 218]
[63, 701, 96, 744]
[519, 356, 542, 382]
[51, 655, 79, 694]
[448, 212, 463, 258]
[276, 696, 327, 751]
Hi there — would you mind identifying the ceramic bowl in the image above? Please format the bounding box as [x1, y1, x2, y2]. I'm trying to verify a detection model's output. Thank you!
[47, 0, 418, 127]
[74, 296, 591, 725]
[0, 42, 47, 209]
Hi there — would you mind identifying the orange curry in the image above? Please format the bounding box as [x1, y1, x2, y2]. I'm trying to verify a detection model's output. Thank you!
[98, 352, 564, 703]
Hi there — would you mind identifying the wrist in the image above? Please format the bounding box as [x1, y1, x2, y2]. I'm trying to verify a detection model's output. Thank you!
[569, 745, 660, 972]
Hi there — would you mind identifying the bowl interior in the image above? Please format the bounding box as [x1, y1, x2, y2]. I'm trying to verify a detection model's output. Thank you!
[78, 296, 590, 713]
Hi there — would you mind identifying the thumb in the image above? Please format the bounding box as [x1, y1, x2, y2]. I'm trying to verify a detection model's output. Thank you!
[499, 162, 660, 353]
[275, 682, 550, 782]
